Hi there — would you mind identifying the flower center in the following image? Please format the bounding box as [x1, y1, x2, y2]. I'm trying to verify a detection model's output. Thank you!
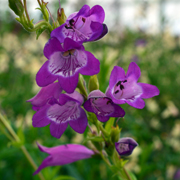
[113, 79, 143, 101]
[48, 50, 87, 77]
[90, 97, 114, 116]
[63, 49, 76, 57]
[47, 101, 80, 124]
[63, 16, 92, 41]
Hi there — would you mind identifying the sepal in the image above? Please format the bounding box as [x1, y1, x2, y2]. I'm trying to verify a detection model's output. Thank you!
[88, 75, 99, 92]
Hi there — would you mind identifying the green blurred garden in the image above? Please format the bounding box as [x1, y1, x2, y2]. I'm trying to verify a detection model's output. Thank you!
[0, 1, 180, 180]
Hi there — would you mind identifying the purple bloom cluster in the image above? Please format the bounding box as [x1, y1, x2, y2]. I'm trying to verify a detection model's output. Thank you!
[27, 4, 160, 174]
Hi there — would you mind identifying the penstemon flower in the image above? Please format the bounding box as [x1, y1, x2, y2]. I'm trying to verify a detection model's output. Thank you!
[36, 37, 100, 93]
[34, 143, 95, 175]
[31, 91, 88, 138]
[27, 82, 62, 111]
[115, 137, 138, 156]
[51, 5, 108, 43]
[84, 90, 125, 122]
[106, 62, 160, 109]
[8, 1, 161, 179]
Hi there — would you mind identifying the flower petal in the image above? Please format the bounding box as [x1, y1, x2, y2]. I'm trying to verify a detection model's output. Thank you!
[49, 122, 68, 139]
[109, 66, 126, 88]
[27, 82, 62, 107]
[76, 4, 90, 17]
[69, 107, 88, 133]
[79, 51, 100, 76]
[88, 22, 104, 42]
[93, 23, 108, 41]
[50, 24, 66, 43]
[58, 73, 79, 93]
[110, 104, 125, 118]
[63, 38, 83, 51]
[32, 105, 51, 127]
[96, 115, 109, 122]
[89, 5, 105, 23]
[126, 98, 145, 109]
[36, 61, 57, 87]
[44, 37, 63, 59]
[126, 62, 141, 81]
[138, 83, 160, 99]
[83, 99, 94, 113]
[34, 143, 94, 175]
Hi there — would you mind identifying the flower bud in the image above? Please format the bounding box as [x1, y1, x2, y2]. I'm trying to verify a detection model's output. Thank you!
[88, 75, 99, 92]
[57, 8, 67, 25]
[77, 74, 88, 98]
[9, 0, 24, 16]
[115, 137, 138, 156]
[110, 126, 121, 143]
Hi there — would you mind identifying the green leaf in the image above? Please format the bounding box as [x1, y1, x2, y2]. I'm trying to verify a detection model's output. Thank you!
[86, 136, 104, 142]
[105, 117, 115, 133]
[36, 26, 47, 40]
[127, 170, 137, 180]
[53, 175, 76, 180]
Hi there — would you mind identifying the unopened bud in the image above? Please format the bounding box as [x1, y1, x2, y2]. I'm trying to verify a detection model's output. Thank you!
[110, 126, 121, 143]
[9, 0, 24, 16]
[57, 8, 67, 25]
[115, 137, 138, 156]
[77, 74, 88, 98]
[88, 75, 99, 92]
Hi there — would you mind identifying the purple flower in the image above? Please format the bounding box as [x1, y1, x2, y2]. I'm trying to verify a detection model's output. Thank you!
[174, 169, 180, 180]
[115, 137, 138, 156]
[36, 37, 100, 93]
[34, 143, 94, 175]
[32, 91, 88, 138]
[27, 82, 62, 111]
[51, 5, 108, 43]
[106, 62, 160, 109]
[84, 90, 125, 122]
[135, 39, 147, 47]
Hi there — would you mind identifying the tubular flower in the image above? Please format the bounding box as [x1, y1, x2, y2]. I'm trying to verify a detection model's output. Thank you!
[84, 90, 125, 122]
[27, 82, 62, 111]
[106, 62, 160, 109]
[51, 5, 108, 43]
[36, 37, 100, 93]
[32, 91, 88, 138]
[34, 143, 94, 175]
[115, 137, 138, 156]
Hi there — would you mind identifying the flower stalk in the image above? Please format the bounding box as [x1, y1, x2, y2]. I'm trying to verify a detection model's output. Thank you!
[0, 111, 45, 180]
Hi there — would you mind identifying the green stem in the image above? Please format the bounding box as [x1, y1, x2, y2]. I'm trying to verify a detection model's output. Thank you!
[98, 122, 109, 137]
[23, 0, 33, 28]
[0, 112, 45, 180]
[37, 0, 42, 6]
[123, 167, 132, 180]
[34, 20, 53, 32]
[100, 152, 112, 167]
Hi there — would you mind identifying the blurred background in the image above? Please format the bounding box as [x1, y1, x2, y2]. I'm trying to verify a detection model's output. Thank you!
[0, 0, 180, 180]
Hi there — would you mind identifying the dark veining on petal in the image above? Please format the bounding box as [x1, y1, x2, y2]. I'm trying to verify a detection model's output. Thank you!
[91, 98, 114, 116]
[49, 51, 87, 77]
[47, 102, 80, 124]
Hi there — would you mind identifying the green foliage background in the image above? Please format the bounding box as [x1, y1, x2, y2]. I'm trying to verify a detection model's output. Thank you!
[0, 2, 180, 180]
